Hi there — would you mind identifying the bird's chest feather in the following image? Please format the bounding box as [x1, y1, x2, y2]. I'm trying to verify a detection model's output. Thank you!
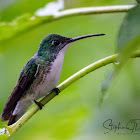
[32, 52, 65, 99]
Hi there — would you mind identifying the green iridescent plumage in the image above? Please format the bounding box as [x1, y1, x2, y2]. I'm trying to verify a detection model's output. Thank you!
[19, 58, 37, 77]
[37, 34, 71, 61]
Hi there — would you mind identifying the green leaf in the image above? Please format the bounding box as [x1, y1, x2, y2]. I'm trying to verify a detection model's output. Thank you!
[118, 3, 140, 64]
[0, 14, 53, 42]
[99, 70, 115, 104]
[0, 0, 53, 21]
[99, 4, 140, 104]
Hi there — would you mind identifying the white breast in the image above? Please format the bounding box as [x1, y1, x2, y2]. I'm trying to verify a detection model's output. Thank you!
[13, 45, 70, 118]
[33, 45, 69, 100]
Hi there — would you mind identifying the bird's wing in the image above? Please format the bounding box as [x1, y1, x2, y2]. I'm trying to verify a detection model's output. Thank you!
[1, 58, 38, 121]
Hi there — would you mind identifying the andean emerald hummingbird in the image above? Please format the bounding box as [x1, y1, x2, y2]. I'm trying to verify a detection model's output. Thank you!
[1, 33, 105, 125]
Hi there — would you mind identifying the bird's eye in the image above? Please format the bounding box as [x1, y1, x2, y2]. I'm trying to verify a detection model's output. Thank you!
[52, 40, 60, 46]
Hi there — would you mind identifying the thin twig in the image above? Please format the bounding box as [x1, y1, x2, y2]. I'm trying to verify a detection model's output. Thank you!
[54, 5, 135, 18]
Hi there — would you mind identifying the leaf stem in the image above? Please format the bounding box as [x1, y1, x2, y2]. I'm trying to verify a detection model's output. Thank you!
[54, 5, 135, 18]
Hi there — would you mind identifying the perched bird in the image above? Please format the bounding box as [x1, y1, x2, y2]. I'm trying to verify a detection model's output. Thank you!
[1, 33, 105, 125]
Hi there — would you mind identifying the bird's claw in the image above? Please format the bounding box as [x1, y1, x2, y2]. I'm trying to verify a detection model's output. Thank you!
[52, 88, 60, 95]
[34, 100, 44, 110]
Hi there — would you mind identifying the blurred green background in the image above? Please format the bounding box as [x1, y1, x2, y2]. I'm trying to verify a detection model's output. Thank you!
[0, 0, 140, 140]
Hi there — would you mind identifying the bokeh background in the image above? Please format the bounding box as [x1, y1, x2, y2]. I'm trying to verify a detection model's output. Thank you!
[0, 0, 140, 140]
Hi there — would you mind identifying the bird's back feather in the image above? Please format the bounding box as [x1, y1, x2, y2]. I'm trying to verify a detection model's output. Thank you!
[1, 58, 37, 125]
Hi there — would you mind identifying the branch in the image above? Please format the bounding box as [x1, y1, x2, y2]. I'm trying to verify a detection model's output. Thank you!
[0, 5, 135, 41]
[1, 50, 140, 139]
[54, 5, 135, 18]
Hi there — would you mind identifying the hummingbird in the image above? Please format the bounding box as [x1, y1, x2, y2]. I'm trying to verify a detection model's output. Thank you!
[1, 33, 105, 126]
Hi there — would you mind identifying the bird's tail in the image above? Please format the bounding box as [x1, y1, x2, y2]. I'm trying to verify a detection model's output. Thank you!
[1, 110, 13, 122]
[1, 110, 16, 126]
[1, 108, 28, 126]
[1, 99, 32, 126]
[8, 114, 16, 126]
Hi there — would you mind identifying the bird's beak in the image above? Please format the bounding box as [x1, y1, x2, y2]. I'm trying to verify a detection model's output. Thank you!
[67, 34, 105, 44]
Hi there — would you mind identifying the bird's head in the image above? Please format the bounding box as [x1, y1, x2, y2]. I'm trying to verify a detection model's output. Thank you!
[37, 33, 105, 61]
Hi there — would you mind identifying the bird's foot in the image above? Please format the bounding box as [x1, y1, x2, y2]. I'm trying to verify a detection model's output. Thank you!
[34, 100, 44, 110]
[52, 88, 60, 95]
